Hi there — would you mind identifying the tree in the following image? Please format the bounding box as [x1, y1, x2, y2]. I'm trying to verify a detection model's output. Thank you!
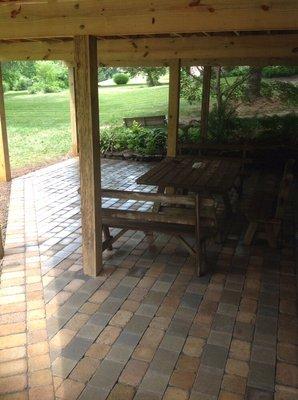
[98, 67, 118, 82]
[124, 67, 167, 86]
[246, 67, 263, 102]
[2, 61, 36, 90]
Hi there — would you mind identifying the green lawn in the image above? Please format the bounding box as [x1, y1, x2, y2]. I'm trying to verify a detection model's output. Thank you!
[5, 84, 198, 170]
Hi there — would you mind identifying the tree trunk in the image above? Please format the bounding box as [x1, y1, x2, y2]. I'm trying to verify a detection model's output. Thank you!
[247, 67, 262, 102]
[146, 72, 156, 86]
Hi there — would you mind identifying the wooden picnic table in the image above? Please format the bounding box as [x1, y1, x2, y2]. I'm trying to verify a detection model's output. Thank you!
[136, 157, 242, 214]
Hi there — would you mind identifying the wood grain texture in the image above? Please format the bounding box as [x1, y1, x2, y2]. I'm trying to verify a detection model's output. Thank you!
[200, 66, 212, 143]
[0, 63, 11, 182]
[74, 35, 102, 277]
[167, 60, 181, 158]
[68, 66, 79, 156]
[0, 35, 298, 66]
[0, 1, 297, 39]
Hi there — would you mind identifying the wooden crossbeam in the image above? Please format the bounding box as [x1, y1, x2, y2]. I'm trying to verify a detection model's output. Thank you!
[0, 1, 297, 39]
[0, 34, 297, 66]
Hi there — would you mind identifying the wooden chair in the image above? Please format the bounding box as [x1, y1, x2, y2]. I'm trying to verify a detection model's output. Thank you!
[101, 189, 219, 276]
[244, 159, 295, 247]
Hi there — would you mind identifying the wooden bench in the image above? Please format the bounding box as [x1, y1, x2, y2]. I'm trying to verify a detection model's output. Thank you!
[244, 159, 295, 247]
[101, 189, 219, 276]
[123, 115, 167, 128]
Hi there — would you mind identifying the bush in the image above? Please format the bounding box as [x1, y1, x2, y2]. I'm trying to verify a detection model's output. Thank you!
[113, 73, 130, 85]
[28, 61, 68, 94]
[13, 76, 32, 91]
[100, 122, 167, 155]
[262, 66, 298, 78]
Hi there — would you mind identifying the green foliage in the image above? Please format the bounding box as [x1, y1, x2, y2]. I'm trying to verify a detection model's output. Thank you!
[260, 80, 298, 106]
[98, 67, 118, 82]
[28, 61, 68, 94]
[180, 68, 203, 104]
[262, 66, 298, 78]
[224, 67, 250, 77]
[125, 67, 167, 86]
[2, 61, 36, 90]
[100, 122, 167, 155]
[113, 73, 130, 85]
[207, 103, 238, 142]
[13, 76, 32, 91]
[181, 114, 298, 147]
[234, 113, 298, 144]
[224, 66, 298, 79]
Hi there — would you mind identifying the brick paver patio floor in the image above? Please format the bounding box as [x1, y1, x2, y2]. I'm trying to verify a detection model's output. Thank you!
[0, 158, 297, 400]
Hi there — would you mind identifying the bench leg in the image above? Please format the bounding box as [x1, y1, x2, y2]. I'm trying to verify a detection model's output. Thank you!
[196, 241, 208, 277]
[265, 223, 278, 248]
[103, 226, 113, 250]
[244, 222, 258, 246]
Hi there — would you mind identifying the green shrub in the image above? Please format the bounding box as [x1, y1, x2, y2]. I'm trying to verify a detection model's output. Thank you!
[100, 122, 167, 155]
[28, 61, 68, 94]
[179, 114, 298, 147]
[113, 73, 130, 85]
[13, 76, 32, 91]
[262, 66, 298, 78]
[225, 67, 249, 77]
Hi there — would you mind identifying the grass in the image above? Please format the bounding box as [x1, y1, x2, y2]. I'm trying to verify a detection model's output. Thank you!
[4, 84, 198, 170]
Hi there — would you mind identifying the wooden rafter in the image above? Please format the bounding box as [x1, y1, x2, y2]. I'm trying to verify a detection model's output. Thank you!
[0, 33, 297, 66]
[0, 1, 297, 40]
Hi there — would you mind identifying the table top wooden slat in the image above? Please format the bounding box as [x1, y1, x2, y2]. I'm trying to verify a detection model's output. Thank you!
[137, 157, 241, 194]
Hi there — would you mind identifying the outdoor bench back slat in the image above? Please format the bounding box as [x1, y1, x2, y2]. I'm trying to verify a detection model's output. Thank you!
[123, 115, 167, 128]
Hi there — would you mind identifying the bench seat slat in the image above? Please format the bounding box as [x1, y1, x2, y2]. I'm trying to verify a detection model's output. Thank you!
[102, 208, 196, 226]
[101, 189, 196, 206]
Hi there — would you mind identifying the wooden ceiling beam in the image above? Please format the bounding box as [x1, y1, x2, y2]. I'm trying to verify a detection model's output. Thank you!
[0, 1, 297, 39]
[0, 34, 297, 66]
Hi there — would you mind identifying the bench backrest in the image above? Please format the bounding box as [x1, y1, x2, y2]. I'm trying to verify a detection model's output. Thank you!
[123, 115, 167, 128]
[101, 189, 217, 229]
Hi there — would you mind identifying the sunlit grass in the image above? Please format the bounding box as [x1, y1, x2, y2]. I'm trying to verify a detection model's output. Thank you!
[5, 84, 198, 169]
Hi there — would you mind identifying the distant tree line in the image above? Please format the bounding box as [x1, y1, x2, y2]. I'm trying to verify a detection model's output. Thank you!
[1, 61, 168, 93]
[1, 61, 297, 96]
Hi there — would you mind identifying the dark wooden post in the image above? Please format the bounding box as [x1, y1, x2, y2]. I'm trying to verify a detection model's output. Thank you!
[68, 65, 79, 156]
[0, 63, 11, 182]
[167, 59, 181, 157]
[74, 36, 102, 277]
[200, 66, 212, 143]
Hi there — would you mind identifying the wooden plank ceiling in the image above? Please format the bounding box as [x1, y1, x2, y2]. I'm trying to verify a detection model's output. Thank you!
[0, 1, 297, 66]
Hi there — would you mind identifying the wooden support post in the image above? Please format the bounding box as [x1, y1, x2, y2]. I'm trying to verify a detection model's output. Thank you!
[74, 36, 102, 277]
[68, 66, 79, 156]
[0, 63, 11, 182]
[167, 59, 181, 158]
[200, 66, 212, 143]
[0, 226, 4, 259]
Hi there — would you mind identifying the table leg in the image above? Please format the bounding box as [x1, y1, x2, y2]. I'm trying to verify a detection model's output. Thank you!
[222, 193, 233, 216]
[153, 186, 165, 212]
